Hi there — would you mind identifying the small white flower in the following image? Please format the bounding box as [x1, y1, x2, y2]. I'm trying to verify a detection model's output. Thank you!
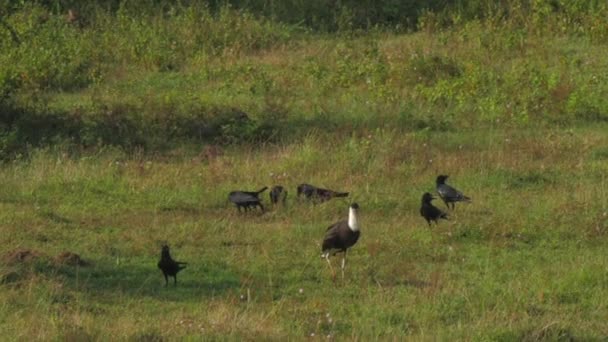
[310, 333, 316, 337]
[299, 288, 304, 294]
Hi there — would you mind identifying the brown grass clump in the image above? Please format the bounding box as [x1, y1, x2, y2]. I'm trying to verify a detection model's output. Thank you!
[196, 145, 224, 163]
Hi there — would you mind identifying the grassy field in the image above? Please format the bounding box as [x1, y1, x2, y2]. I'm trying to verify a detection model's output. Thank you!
[1, 1, 608, 340]
[2, 127, 608, 339]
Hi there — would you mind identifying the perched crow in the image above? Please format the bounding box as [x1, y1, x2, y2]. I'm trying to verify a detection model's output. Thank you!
[436, 175, 471, 210]
[157, 245, 187, 286]
[228, 187, 268, 212]
[420, 192, 448, 227]
[297, 183, 349, 203]
[321, 203, 361, 280]
[269, 185, 287, 205]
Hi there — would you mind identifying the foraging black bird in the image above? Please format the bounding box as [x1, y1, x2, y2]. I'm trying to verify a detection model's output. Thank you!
[269, 185, 287, 205]
[228, 187, 268, 212]
[157, 244, 187, 286]
[321, 203, 361, 280]
[297, 183, 349, 203]
[420, 192, 448, 227]
[436, 175, 471, 210]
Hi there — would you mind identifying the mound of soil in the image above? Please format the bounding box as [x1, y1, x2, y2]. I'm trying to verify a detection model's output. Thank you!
[54, 251, 88, 266]
[2, 249, 45, 265]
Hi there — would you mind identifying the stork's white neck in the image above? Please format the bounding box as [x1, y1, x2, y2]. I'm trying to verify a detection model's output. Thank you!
[348, 207, 360, 232]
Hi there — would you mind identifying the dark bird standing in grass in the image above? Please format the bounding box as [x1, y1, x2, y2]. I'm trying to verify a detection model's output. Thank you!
[269, 185, 287, 205]
[436, 175, 471, 210]
[157, 244, 187, 286]
[228, 186, 268, 212]
[297, 183, 349, 203]
[420, 192, 449, 227]
[321, 203, 361, 280]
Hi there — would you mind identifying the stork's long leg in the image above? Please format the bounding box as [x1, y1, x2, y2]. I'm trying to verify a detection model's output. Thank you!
[325, 253, 336, 280]
[341, 250, 347, 280]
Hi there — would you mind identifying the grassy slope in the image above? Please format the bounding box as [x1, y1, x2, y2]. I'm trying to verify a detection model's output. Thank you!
[2, 5, 608, 340]
[45, 27, 608, 130]
[1, 126, 608, 339]
[3, 8, 607, 156]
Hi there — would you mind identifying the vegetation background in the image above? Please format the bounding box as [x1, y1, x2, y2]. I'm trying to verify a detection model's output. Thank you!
[1, 0, 608, 339]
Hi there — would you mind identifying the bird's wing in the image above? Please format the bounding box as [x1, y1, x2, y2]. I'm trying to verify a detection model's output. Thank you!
[438, 184, 467, 201]
[325, 221, 340, 233]
[323, 220, 347, 239]
[432, 205, 448, 219]
[229, 192, 259, 203]
[322, 221, 347, 252]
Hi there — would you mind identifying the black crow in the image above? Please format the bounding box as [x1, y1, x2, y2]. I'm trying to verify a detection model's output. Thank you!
[228, 187, 267, 212]
[157, 244, 187, 286]
[321, 203, 361, 280]
[420, 192, 448, 227]
[269, 185, 287, 205]
[436, 175, 471, 210]
[297, 183, 349, 203]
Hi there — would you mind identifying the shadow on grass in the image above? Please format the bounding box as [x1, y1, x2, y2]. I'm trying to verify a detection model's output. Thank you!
[54, 260, 241, 300]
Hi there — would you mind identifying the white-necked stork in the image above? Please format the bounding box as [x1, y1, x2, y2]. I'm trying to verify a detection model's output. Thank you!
[321, 203, 360, 280]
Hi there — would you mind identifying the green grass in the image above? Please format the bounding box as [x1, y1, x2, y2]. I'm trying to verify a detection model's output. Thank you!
[1, 1, 608, 339]
[2, 127, 608, 339]
[1, 2, 608, 159]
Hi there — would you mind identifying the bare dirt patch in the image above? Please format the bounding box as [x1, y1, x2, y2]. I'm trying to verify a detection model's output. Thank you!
[54, 251, 89, 266]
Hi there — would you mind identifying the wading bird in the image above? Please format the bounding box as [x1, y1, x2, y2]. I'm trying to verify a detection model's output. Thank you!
[321, 203, 361, 280]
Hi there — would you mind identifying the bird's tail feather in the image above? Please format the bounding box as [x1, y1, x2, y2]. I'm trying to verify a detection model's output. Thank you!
[256, 187, 268, 194]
